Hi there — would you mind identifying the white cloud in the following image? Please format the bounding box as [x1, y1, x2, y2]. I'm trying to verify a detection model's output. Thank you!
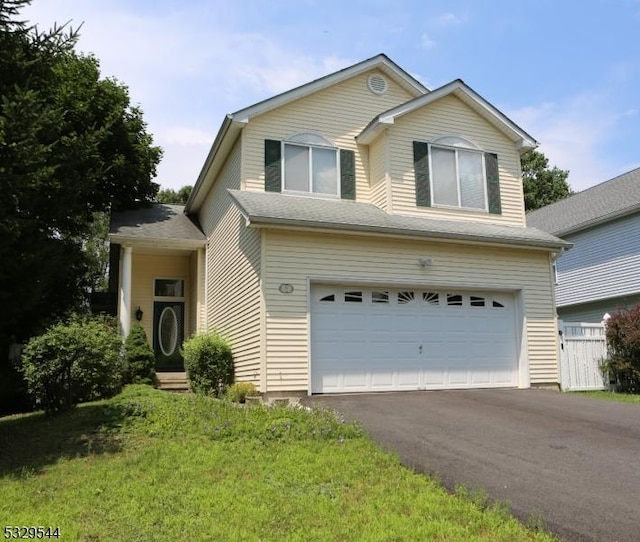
[506, 91, 631, 191]
[420, 33, 436, 50]
[160, 127, 215, 147]
[155, 142, 211, 189]
[434, 12, 463, 25]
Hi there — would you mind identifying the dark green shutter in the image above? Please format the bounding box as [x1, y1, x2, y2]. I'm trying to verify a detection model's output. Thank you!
[264, 139, 282, 192]
[485, 152, 501, 214]
[340, 149, 356, 200]
[413, 141, 431, 207]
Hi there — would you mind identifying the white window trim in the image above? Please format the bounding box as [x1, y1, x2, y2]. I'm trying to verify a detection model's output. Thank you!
[427, 141, 489, 212]
[281, 140, 341, 199]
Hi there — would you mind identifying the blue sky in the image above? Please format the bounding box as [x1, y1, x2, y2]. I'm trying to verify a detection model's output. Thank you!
[23, 0, 640, 192]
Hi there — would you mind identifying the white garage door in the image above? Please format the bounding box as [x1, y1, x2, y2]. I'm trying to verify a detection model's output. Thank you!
[310, 285, 519, 393]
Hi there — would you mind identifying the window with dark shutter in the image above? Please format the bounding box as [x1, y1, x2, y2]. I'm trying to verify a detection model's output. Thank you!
[413, 141, 431, 207]
[264, 134, 356, 199]
[485, 152, 501, 214]
[264, 139, 282, 192]
[340, 149, 355, 200]
[413, 136, 501, 214]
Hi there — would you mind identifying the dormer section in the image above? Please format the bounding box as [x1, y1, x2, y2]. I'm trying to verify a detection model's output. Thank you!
[357, 80, 537, 227]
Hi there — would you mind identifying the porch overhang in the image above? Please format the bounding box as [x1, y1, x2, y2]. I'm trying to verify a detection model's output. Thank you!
[108, 235, 206, 251]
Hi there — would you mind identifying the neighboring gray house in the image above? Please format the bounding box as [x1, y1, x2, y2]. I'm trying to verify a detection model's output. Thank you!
[527, 167, 640, 322]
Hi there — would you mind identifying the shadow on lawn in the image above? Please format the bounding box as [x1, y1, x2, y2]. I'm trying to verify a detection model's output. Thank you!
[0, 401, 128, 478]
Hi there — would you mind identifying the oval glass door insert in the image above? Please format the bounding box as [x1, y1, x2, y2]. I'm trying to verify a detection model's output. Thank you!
[158, 306, 178, 356]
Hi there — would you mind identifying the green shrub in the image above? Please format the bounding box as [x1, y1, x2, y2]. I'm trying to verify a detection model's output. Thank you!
[182, 331, 233, 397]
[124, 323, 156, 385]
[225, 382, 259, 403]
[21, 316, 124, 412]
[604, 304, 640, 393]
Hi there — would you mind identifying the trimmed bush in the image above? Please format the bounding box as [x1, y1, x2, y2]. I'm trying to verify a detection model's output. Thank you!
[225, 382, 259, 403]
[604, 304, 640, 393]
[124, 323, 156, 385]
[21, 316, 124, 412]
[182, 331, 233, 397]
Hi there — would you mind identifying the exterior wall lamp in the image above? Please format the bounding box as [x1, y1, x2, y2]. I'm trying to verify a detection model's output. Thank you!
[135, 306, 144, 321]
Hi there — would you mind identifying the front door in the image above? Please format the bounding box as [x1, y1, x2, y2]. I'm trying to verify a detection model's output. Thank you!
[153, 301, 184, 370]
[153, 278, 186, 371]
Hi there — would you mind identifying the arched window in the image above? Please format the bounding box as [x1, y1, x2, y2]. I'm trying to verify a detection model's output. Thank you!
[429, 136, 487, 210]
[283, 132, 339, 196]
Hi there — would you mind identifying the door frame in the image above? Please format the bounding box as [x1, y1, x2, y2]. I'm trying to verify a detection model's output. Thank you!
[152, 277, 186, 371]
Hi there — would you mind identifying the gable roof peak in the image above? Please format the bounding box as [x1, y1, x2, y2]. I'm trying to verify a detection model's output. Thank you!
[231, 53, 428, 124]
[357, 78, 537, 152]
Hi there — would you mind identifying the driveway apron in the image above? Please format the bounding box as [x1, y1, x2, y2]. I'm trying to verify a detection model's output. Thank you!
[306, 390, 640, 542]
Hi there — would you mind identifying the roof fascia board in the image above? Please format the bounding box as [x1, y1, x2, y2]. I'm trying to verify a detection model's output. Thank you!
[108, 235, 206, 250]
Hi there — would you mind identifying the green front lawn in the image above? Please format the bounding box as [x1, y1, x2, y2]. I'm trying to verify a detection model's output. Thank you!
[576, 390, 640, 404]
[0, 386, 555, 541]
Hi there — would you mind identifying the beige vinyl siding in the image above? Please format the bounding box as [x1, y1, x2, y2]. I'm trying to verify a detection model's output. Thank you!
[199, 138, 241, 236]
[241, 69, 415, 202]
[369, 131, 389, 211]
[130, 253, 191, 344]
[388, 94, 526, 226]
[263, 229, 558, 391]
[189, 249, 206, 336]
[198, 138, 262, 386]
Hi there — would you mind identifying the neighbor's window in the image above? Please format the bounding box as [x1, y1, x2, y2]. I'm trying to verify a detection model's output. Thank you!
[283, 133, 339, 196]
[430, 136, 487, 211]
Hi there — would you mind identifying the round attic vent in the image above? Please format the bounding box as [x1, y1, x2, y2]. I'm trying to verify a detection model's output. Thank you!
[367, 74, 388, 95]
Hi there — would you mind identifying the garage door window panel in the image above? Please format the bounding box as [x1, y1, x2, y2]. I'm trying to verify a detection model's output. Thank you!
[372, 291, 389, 304]
[398, 291, 415, 304]
[345, 291, 363, 303]
[423, 292, 440, 305]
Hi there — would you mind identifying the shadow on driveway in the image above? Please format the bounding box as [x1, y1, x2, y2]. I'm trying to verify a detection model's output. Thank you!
[305, 389, 640, 542]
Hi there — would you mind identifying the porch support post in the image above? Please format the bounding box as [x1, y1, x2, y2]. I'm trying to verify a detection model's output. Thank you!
[119, 246, 133, 337]
[196, 247, 205, 333]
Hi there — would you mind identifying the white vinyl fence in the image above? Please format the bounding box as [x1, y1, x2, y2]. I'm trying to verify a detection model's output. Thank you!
[558, 321, 608, 391]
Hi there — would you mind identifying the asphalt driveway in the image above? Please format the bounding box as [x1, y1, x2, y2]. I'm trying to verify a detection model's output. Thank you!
[305, 390, 640, 542]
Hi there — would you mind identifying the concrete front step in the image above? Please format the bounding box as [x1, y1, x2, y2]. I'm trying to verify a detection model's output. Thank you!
[155, 372, 190, 392]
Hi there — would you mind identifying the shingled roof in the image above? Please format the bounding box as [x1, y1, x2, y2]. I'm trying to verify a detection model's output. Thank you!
[527, 167, 640, 236]
[110, 204, 205, 246]
[228, 190, 569, 250]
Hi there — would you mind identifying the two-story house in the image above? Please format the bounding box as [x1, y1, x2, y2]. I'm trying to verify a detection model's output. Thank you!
[527, 167, 640, 322]
[110, 54, 569, 399]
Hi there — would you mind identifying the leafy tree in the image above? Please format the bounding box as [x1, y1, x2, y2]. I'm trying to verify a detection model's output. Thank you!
[156, 185, 192, 204]
[521, 150, 572, 211]
[21, 315, 123, 413]
[0, 1, 162, 357]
